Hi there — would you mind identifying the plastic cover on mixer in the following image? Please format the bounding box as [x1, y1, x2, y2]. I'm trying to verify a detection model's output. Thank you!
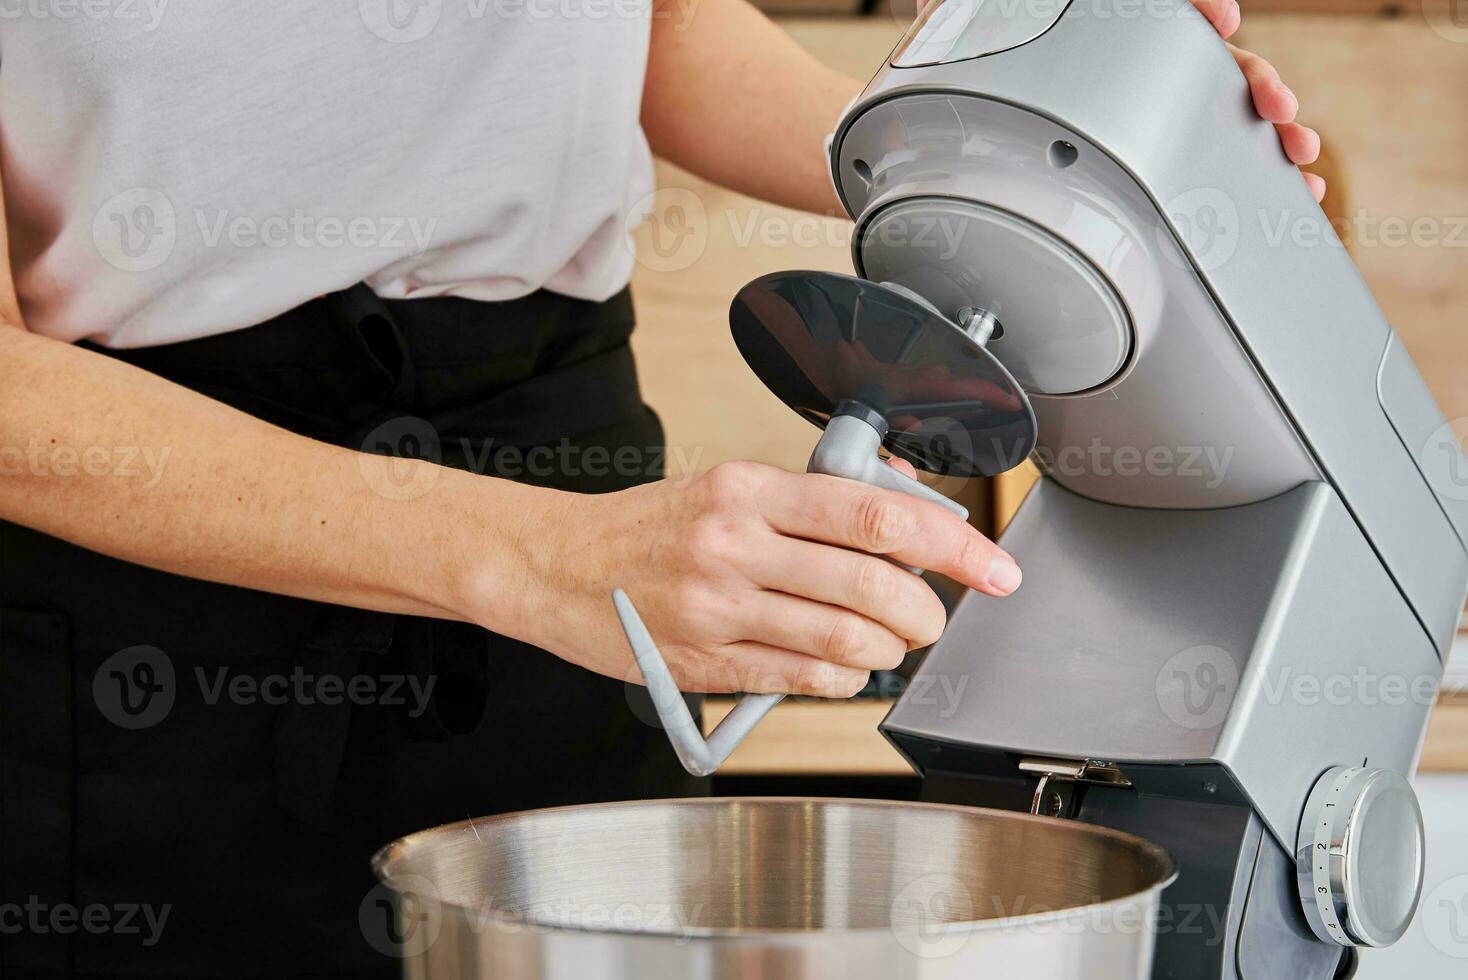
[890, 0, 1074, 68]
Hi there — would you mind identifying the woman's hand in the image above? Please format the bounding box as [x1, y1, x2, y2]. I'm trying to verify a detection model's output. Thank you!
[505, 461, 1021, 697]
[1183, 1, 1326, 201]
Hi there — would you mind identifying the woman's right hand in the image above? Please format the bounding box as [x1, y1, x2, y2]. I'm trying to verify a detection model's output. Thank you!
[488, 461, 1023, 698]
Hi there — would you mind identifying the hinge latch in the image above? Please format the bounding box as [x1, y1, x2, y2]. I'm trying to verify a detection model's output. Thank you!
[1019, 757, 1133, 819]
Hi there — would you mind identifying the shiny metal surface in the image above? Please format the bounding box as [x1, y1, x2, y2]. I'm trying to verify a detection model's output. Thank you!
[860, 199, 1134, 396]
[1295, 767, 1425, 948]
[372, 797, 1176, 979]
[728, 271, 1037, 478]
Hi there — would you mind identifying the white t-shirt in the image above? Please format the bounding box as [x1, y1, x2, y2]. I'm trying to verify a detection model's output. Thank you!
[0, 0, 656, 347]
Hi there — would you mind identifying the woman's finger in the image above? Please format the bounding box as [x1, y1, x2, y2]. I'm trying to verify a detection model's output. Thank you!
[665, 639, 871, 698]
[1229, 44, 1299, 125]
[760, 470, 1023, 597]
[1304, 172, 1327, 203]
[737, 533, 947, 649]
[1277, 122, 1322, 166]
[1192, 0, 1241, 39]
[730, 591, 907, 672]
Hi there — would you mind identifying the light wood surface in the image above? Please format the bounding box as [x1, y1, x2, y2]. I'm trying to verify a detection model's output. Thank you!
[1242, 1, 1439, 12]
[702, 698, 911, 775]
[1423, 697, 1468, 772]
[703, 697, 1468, 775]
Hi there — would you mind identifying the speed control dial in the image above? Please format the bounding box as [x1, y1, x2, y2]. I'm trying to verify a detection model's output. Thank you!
[1296, 766, 1425, 948]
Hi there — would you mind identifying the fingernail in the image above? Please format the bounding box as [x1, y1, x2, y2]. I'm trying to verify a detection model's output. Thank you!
[986, 558, 1023, 595]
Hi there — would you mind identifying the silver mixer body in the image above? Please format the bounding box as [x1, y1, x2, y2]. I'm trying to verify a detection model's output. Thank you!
[847, 2, 1468, 978]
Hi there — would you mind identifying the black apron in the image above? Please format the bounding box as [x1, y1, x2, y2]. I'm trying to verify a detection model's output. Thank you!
[0, 285, 703, 979]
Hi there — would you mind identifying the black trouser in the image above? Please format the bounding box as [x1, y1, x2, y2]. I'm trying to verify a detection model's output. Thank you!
[0, 285, 702, 978]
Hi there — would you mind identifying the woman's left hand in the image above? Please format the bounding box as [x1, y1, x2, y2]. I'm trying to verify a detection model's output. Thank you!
[1189, 0, 1326, 201]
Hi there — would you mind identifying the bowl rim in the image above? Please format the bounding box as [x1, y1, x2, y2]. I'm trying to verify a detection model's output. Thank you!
[369, 796, 1180, 941]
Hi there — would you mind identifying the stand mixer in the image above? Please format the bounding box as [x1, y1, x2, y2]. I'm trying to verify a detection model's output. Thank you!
[615, 1, 1468, 978]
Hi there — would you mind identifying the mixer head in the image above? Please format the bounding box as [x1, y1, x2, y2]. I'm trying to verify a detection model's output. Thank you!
[728, 271, 1038, 479]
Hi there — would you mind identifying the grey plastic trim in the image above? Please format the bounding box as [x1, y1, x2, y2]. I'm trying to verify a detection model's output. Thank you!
[613, 589, 780, 778]
[1376, 333, 1468, 552]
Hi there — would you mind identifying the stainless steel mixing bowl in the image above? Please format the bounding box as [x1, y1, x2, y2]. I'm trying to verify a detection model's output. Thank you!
[370, 797, 1176, 979]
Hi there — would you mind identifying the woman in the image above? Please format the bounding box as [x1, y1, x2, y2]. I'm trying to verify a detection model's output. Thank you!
[0, 0, 1321, 976]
